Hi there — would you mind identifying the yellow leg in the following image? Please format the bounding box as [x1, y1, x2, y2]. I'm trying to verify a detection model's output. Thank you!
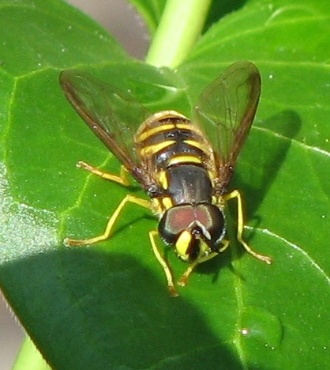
[65, 194, 151, 246]
[218, 239, 230, 253]
[149, 230, 178, 297]
[177, 239, 230, 287]
[77, 161, 130, 186]
[224, 190, 272, 264]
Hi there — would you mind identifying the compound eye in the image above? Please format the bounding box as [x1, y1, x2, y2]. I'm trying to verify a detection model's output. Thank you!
[195, 204, 226, 245]
[158, 205, 195, 244]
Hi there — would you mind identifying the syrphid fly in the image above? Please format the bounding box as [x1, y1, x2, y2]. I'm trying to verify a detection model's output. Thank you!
[60, 61, 271, 297]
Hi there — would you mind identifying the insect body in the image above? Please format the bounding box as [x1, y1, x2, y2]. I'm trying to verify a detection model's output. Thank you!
[60, 61, 271, 297]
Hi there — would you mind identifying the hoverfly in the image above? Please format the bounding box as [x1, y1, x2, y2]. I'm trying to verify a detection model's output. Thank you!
[60, 61, 271, 297]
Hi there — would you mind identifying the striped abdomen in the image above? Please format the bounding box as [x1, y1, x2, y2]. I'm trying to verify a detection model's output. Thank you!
[135, 111, 216, 206]
[135, 111, 214, 170]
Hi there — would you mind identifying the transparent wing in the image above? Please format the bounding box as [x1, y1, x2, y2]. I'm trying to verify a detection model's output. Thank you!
[193, 61, 261, 192]
[59, 70, 153, 186]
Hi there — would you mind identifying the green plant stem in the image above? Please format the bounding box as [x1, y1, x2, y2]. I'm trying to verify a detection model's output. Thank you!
[145, 0, 212, 68]
[12, 336, 50, 370]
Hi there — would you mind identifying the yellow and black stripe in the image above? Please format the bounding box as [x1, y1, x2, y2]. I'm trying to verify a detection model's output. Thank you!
[136, 111, 213, 168]
[135, 110, 216, 210]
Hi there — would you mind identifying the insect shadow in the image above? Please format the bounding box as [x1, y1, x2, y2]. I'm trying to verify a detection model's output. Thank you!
[231, 109, 302, 244]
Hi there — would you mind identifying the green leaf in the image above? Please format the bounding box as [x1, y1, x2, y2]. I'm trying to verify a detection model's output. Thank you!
[0, 0, 329, 369]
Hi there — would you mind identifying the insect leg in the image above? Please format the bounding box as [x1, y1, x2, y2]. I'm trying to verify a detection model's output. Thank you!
[149, 230, 178, 297]
[218, 239, 230, 253]
[178, 252, 219, 287]
[65, 195, 151, 246]
[77, 162, 131, 186]
[177, 239, 229, 287]
[224, 189, 272, 264]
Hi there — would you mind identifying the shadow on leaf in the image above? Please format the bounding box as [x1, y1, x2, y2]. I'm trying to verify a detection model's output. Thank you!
[1, 246, 243, 370]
